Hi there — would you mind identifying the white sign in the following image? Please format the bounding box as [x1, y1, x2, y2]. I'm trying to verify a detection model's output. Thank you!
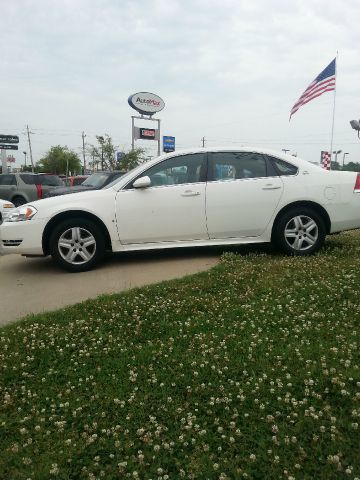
[128, 92, 165, 116]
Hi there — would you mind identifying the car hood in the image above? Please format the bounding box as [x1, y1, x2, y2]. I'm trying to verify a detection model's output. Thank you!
[46, 185, 98, 197]
[23, 188, 115, 215]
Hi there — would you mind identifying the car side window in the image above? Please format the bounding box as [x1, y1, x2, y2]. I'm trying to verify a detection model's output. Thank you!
[0, 174, 16, 185]
[128, 154, 206, 188]
[268, 156, 298, 176]
[209, 152, 268, 181]
[20, 174, 36, 184]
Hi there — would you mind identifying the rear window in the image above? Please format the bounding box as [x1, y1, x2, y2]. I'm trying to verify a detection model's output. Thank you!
[38, 175, 64, 186]
[20, 174, 36, 184]
[268, 157, 298, 176]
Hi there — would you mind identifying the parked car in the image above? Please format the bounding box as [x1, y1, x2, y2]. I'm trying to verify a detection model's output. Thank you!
[46, 171, 126, 198]
[2, 147, 360, 272]
[0, 199, 15, 224]
[64, 175, 89, 187]
[0, 173, 64, 207]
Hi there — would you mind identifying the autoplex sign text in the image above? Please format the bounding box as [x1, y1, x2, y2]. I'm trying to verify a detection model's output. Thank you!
[128, 92, 165, 116]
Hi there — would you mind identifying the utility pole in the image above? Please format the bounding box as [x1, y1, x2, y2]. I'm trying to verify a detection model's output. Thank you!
[98, 136, 105, 170]
[26, 125, 34, 172]
[201, 137, 206, 148]
[82, 131, 86, 173]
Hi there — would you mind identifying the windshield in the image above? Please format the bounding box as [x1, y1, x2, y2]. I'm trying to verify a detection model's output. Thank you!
[105, 171, 132, 188]
[82, 173, 110, 188]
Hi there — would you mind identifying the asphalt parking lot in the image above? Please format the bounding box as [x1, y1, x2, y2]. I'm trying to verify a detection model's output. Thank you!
[0, 250, 219, 326]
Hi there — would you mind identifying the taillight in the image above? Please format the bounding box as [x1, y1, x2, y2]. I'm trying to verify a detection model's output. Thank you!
[36, 183, 43, 199]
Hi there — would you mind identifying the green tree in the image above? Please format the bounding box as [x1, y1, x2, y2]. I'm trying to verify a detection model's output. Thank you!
[88, 134, 145, 171]
[88, 135, 117, 171]
[37, 146, 81, 175]
[330, 161, 341, 171]
[117, 147, 146, 171]
[341, 161, 360, 172]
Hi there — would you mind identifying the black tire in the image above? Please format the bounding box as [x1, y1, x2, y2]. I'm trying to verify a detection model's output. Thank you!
[12, 196, 26, 207]
[49, 218, 105, 272]
[273, 207, 326, 256]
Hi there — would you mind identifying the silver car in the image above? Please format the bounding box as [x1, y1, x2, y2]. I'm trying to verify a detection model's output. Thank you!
[0, 173, 64, 207]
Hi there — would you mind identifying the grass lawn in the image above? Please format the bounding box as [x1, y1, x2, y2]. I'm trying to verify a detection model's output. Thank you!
[1, 232, 360, 479]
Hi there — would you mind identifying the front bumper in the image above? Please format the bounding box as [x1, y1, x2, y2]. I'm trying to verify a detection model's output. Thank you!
[0, 218, 45, 256]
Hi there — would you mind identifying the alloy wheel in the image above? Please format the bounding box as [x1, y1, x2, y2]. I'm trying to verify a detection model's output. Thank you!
[284, 215, 319, 252]
[58, 226, 97, 265]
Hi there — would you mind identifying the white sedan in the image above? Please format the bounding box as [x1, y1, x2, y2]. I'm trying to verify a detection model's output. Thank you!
[1, 147, 360, 272]
[0, 199, 15, 224]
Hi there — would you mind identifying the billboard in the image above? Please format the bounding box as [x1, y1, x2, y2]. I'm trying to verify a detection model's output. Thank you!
[128, 92, 165, 116]
[163, 136, 175, 153]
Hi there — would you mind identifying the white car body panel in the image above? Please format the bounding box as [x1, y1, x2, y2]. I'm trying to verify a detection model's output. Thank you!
[1, 147, 360, 260]
[206, 176, 284, 238]
[115, 182, 207, 244]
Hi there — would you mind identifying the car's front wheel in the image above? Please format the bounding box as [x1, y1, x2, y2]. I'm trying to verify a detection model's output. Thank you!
[273, 207, 326, 255]
[49, 218, 105, 272]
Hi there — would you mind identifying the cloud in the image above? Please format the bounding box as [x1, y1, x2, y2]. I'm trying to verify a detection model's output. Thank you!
[1, 0, 359, 164]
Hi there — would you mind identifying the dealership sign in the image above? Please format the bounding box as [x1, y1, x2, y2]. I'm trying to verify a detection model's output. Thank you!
[128, 92, 165, 116]
[0, 135, 19, 144]
[140, 128, 156, 139]
[0, 144, 18, 150]
[163, 135, 175, 153]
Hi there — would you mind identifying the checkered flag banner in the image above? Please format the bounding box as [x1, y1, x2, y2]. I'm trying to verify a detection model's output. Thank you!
[321, 151, 331, 170]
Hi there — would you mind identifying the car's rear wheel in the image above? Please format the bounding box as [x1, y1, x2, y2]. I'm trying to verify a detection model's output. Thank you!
[49, 218, 105, 272]
[273, 207, 326, 255]
[12, 196, 26, 207]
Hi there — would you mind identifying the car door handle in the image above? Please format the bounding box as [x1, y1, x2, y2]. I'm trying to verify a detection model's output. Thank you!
[181, 190, 201, 197]
[262, 184, 281, 190]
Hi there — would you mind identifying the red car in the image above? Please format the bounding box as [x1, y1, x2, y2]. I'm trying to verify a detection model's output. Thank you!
[64, 175, 89, 187]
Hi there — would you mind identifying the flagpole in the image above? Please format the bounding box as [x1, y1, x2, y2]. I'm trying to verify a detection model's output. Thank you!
[329, 52, 338, 168]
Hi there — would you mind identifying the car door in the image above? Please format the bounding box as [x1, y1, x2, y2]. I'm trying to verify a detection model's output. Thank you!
[115, 153, 208, 244]
[206, 151, 284, 238]
[0, 174, 17, 201]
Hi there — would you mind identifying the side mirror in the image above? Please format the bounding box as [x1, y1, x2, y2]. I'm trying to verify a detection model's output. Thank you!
[133, 176, 151, 188]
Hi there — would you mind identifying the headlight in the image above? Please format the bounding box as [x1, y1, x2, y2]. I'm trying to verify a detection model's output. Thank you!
[5, 206, 38, 222]
[2, 202, 15, 209]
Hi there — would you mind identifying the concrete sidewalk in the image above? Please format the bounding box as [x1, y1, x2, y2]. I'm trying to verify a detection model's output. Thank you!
[0, 251, 218, 326]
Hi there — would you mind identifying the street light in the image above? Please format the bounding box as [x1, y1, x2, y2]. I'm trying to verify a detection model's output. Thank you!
[342, 152, 349, 167]
[332, 149, 342, 164]
[23, 151, 27, 169]
[350, 119, 360, 138]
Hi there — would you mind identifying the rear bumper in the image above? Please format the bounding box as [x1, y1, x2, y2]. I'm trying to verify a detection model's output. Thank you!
[0, 219, 45, 256]
[328, 195, 360, 233]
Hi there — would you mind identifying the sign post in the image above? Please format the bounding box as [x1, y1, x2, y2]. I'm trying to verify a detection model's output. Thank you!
[0, 134, 19, 172]
[128, 92, 165, 157]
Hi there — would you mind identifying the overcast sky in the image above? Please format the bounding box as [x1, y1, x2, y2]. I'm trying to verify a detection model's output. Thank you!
[1, 0, 359, 169]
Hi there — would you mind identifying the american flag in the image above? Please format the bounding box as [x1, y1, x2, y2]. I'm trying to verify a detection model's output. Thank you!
[290, 59, 336, 120]
[321, 151, 331, 170]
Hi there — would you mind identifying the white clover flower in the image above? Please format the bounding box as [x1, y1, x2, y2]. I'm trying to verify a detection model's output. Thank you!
[49, 463, 59, 475]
